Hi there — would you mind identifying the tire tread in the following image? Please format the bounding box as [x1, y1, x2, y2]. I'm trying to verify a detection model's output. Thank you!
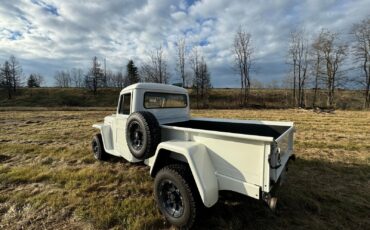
[155, 164, 198, 229]
[126, 111, 161, 160]
[92, 133, 106, 160]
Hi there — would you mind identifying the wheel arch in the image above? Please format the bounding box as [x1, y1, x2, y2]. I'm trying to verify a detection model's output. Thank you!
[92, 124, 114, 152]
[149, 141, 219, 207]
[150, 149, 188, 177]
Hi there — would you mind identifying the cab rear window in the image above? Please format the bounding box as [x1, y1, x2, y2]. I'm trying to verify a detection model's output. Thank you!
[144, 92, 187, 109]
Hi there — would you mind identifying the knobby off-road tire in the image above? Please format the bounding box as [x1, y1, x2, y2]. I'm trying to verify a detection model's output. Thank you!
[92, 133, 106, 160]
[154, 164, 199, 229]
[126, 111, 161, 160]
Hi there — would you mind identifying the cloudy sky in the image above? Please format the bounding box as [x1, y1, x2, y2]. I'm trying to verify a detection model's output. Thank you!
[0, 0, 369, 87]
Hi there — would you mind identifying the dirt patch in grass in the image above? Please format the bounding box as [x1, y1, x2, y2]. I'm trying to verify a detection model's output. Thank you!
[0, 109, 369, 229]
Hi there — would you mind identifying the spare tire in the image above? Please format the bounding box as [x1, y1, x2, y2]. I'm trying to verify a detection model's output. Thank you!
[126, 111, 161, 160]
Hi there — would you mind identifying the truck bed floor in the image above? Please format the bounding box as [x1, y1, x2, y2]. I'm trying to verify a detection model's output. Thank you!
[165, 120, 289, 139]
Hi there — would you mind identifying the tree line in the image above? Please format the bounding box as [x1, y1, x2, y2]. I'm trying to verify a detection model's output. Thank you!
[0, 55, 44, 99]
[1, 17, 369, 109]
[0, 56, 22, 99]
[233, 17, 370, 109]
[52, 41, 212, 107]
[1, 40, 212, 108]
[286, 18, 370, 109]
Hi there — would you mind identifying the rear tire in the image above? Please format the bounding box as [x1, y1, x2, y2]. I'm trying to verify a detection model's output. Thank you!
[92, 133, 106, 160]
[154, 164, 198, 229]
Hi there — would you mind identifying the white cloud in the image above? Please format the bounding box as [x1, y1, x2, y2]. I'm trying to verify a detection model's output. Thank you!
[0, 0, 369, 86]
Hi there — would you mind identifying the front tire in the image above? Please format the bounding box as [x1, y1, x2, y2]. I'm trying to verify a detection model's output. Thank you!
[92, 133, 106, 160]
[154, 164, 198, 229]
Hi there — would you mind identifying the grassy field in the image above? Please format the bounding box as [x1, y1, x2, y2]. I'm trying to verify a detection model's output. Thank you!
[0, 109, 369, 229]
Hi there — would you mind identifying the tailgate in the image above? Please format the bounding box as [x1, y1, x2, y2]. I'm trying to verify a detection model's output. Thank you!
[269, 125, 294, 182]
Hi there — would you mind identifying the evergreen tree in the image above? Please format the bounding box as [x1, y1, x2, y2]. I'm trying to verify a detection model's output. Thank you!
[27, 74, 40, 88]
[126, 60, 139, 85]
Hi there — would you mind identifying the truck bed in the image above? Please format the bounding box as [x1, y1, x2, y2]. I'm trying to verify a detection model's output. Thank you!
[165, 119, 290, 139]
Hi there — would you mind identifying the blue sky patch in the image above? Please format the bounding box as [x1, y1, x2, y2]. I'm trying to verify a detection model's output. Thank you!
[196, 17, 216, 25]
[44, 4, 59, 16]
[184, 0, 198, 7]
[199, 39, 209, 46]
[9, 31, 22, 40]
[31, 0, 59, 16]
[182, 28, 195, 36]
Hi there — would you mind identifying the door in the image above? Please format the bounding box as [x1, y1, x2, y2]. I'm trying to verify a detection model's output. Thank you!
[116, 92, 132, 155]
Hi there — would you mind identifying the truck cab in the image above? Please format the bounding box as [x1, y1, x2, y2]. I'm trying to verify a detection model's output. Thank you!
[92, 83, 295, 229]
[93, 83, 190, 162]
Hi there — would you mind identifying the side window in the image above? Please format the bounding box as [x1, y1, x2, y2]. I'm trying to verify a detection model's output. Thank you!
[119, 93, 131, 115]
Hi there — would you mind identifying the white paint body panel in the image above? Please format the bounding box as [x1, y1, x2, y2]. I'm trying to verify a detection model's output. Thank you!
[148, 141, 218, 207]
[92, 83, 295, 207]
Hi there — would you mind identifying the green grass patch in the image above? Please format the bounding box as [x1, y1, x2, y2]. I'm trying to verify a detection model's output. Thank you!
[0, 165, 51, 185]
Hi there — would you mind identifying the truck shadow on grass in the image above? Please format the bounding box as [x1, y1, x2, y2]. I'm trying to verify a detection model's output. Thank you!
[192, 158, 369, 230]
[98, 155, 369, 230]
[103, 154, 148, 167]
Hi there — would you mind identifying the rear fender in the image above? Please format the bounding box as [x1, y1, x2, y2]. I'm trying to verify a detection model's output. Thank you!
[148, 141, 218, 207]
[92, 124, 114, 152]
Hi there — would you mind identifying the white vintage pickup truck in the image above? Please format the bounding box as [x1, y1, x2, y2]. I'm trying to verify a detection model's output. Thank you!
[92, 83, 295, 228]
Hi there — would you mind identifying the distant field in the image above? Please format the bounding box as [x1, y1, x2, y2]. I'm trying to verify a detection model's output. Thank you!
[0, 109, 369, 229]
[0, 88, 366, 109]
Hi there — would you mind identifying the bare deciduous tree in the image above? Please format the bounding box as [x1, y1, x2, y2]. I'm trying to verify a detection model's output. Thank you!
[141, 45, 169, 84]
[288, 30, 309, 107]
[311, 31, 326, 107]
[0, 55, 22, 99]
[9, 55, 22, 92]
[86, 56, 104, 94]
[314, 29, 347, 108]
[54, 70, 71, 88]
[351, 17, 370, 108]
[190, 47, 211, 108]
[190, 47, 200, 108]
[233, 26, 253, 106]
[111, 70, 126, 89]
[104, 70, 114, 87]
[0, 61, 12, 99]
[176, 38, 187, 87]
[288, 32, 298, 105]
[70, 68, 84, 88]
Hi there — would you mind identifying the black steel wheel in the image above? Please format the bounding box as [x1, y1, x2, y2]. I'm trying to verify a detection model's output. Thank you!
[128, 120, 144, 151]
[154, 164, 198, 229]
[92, 133, 106, 160]
[159, 179, 185, 218]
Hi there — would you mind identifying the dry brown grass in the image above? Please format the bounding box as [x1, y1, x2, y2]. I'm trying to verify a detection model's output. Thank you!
[0, 109, 369, 229]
